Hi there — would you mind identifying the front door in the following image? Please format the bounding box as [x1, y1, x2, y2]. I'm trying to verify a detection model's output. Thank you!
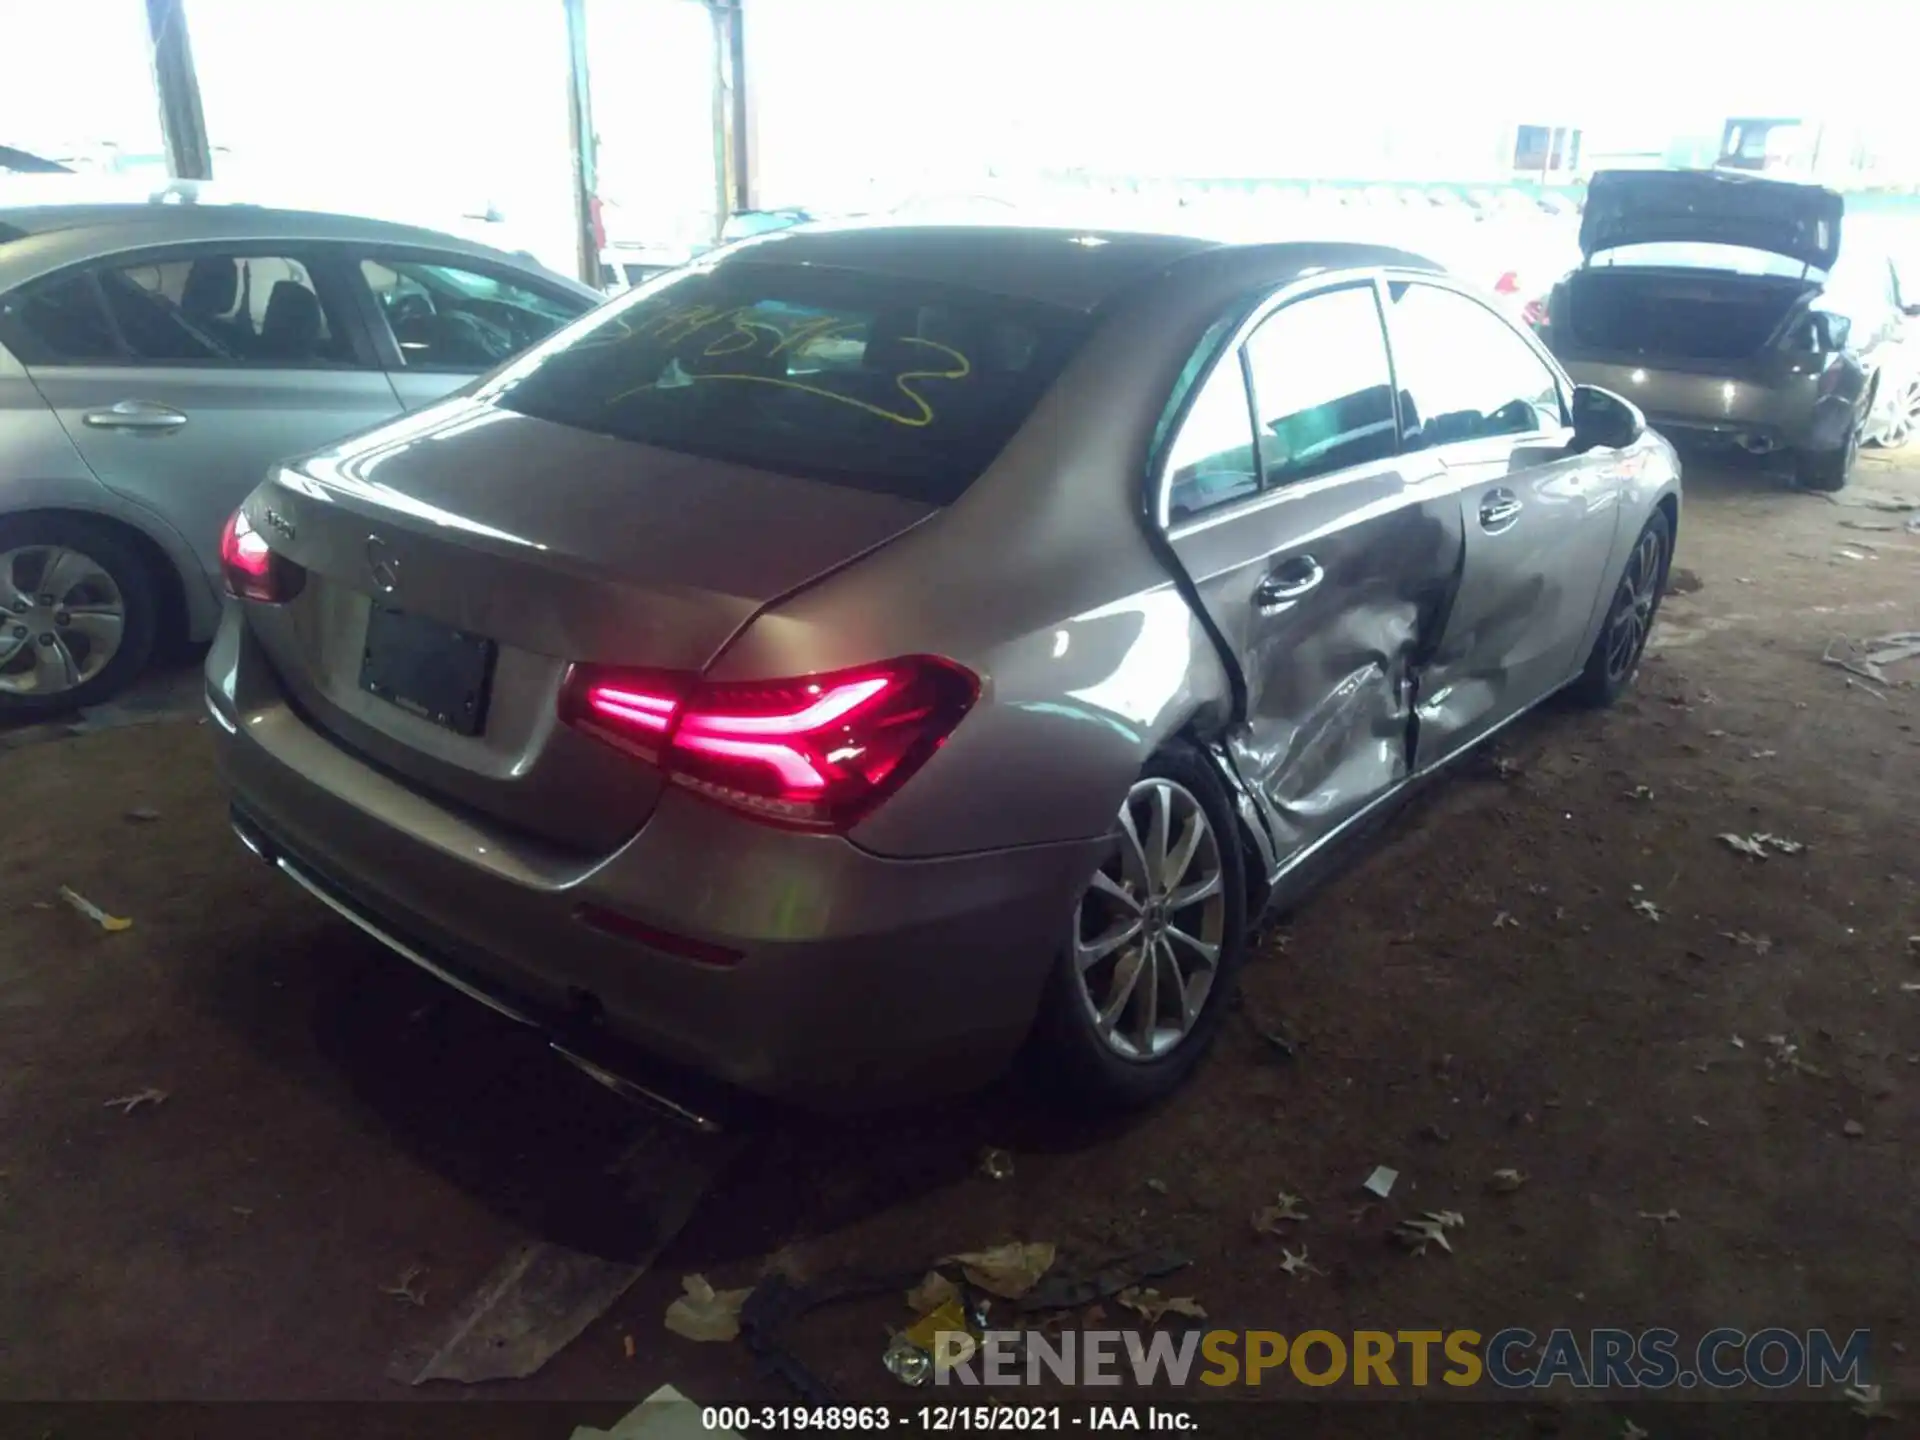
[9, 246, 400, 576]
[1379, 279, 1624, 768]
[1164, 281, 1463, 868]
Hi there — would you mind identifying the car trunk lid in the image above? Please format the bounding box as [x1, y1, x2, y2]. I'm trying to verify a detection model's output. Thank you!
[240, 396, 934, 852]
[1579, 169, 1844, 274]
[1550, 266, 1816, 363]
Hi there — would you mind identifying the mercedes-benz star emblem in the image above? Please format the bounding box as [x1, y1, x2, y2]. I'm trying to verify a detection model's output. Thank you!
[366, 535, 400, 595]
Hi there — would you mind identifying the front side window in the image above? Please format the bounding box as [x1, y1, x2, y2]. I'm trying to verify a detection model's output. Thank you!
[361, 258, 586, 371]
[1163, 353, 1259, 521]
[0, 251, 352, 365]
[1243, 284, 1398, 486]
[487, 262, 1090, 504]
[1385, 281, 1563, 448]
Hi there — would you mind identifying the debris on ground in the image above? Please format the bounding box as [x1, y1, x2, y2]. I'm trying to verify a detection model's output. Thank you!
[1623, 785, 1655, 801]
[622, 1334, 634, 1359]
[1718, 831, 1805, 859]
[124, 807, 162, 823]
[664, 1274, 752, 1343]
[1144, 1177, 1169, 1195]
[1417, 1122, 1451, 1144]
[1761, 1034, 1830, 1080]
[1822, 631, 1920, 685]
[1637, 1209, 1681, 1225]
[945, 1242, 1055, 1299]
[1278, 1245, 1324, 1279]
[1492, 910, 1519, 929]
[1720, 930, 1774, 954]
[906, 1271, 960, 1315]
[381, 1264, 429, 1307]
[1361, 1165, 1398, 1199]
[102, 1087, 168, 1114]
[1115, 1287, 1207, 1324]
[57, 885, 132, 932]
[976, 1147, 1015, 1182]
[886, 1298, 977, 1384]
[569, 1384, 745, 1440]
[1842, 1119, 1866, 1139]
[1843, 1382, 1895, 1419]
[1251, 1192, 1309, 1234]
[1392, 1211, 1465, 1256]
[1630, 898, 1664, 922]
[1665, 567, 1704, 595]
[1488, 1168, 1528, 1194]
[1622, 1420, 1650, 1440]
[1748, 748, 1777, 760]
[1014, 1248, 1190, 1312]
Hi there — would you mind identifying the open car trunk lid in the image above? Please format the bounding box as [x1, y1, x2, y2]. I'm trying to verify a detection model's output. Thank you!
[240, 396, 934, 853]
[1550, 266, 1815, 362]
[1580, 169, 1844, 274]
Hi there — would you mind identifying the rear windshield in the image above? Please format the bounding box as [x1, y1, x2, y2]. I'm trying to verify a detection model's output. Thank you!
[488, 261, 1092, 503]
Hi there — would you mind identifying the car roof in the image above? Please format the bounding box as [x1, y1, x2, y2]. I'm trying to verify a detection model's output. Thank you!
[713, 217, 1443, 311]
[0, 178, 595, 294]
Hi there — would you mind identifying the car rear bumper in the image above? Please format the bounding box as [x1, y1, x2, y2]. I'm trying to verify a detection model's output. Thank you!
[206, 613, 1103, 1110]
[1560, 357, 1837, 453]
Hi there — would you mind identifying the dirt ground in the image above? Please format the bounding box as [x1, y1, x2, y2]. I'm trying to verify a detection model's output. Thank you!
[2, 451, 1917, 1430]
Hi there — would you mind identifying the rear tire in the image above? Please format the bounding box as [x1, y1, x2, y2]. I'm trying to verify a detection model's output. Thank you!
[1035, 743, 1248, 1110]
[0, 514, 159, 721]
[1567, 507, 1671, 710]
[1794, 424, 1858, 492]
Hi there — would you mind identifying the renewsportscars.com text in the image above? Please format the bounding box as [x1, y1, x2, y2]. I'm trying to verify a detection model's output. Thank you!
[932, 1326, 1872, 1391]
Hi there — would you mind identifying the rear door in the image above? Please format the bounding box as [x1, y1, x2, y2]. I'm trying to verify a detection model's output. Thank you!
[1, 243, 399, 575]
[1382, 278, 1623, 768]
[343, 249, 595, 411]
[1163, 279, 1463, 866]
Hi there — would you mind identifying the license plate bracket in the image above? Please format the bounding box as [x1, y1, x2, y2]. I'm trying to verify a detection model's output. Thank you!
[359, 606, 496, 737]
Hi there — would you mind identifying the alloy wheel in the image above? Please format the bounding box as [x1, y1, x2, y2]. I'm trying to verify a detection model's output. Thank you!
[1604, 526, 1665, 685]
[0, 545, 126, 697]
[1882, 383, 1920, 450]
[1073, 777, 1228, 1062]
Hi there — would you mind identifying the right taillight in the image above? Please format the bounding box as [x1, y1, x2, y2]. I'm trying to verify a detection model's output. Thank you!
[559, 654, 979, 832]
[219, 508, 303, 603]
[1520, 297, 1549, 332]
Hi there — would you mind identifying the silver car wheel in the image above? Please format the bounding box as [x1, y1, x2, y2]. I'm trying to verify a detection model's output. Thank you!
[1882, 382, 1920, 450]
[1604, 526, 1664, 684]
[0, 545, 127, 697]
[1074, 777, 1227, 1063]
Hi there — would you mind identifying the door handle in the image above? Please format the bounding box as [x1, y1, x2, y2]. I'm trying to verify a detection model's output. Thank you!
[83, 400, 188, 433]
[1479, 489, 1522, 531]
[1253, 556, 1324, 613]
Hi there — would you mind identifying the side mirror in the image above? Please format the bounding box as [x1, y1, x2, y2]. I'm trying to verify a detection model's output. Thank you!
[1902, 302, 1920, 319]
[1814, 312, 1853, 351]
[1571, 384, 1645, 452]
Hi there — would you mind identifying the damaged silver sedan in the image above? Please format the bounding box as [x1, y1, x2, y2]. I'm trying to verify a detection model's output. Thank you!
[208, 223, 1680, 1116]
[1541, 169, 1916, 491]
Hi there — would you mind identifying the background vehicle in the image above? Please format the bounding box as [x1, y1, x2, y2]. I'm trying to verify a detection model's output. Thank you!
[0, 187, 600, 716]
[0, 146, 72, 175]
[1540, 169, 1913, 490]
[207, 222, 1680, 1116]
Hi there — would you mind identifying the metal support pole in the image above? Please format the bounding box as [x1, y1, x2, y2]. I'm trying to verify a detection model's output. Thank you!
[563, 0, 602, 287]
[726, 0, 755, 213]
[145, 0, 212, 180]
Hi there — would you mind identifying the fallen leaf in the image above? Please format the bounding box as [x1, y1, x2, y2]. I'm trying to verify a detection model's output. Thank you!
[380, 1264, 428, 1307]
[946, 1242, 1055, 1299]
[1488, 1168, 1528, 1194]
[1842, 1119, 1866, 1139]
[623, 1333, 635, 1359]
[1115, 1287, 1206, 1323]
[1843, 1382, 1894, 1419]
[1251, 1191, 1309, 1234]
[1492, 910, 1519, 929]
[1719, 930, 1773, 955]
[103, 1087, 168, 1114]
[664, 1273, 752, 1342]
[1637, 1209, 1681, 1225]
[1630, 898, 1663, 922]
[125, 807, 162, 822]
[1144, 1177, 1169, 1195]
[906, 1271, 960, 1315]
[1718, 833, 1769, 859]
[1393, 1210, 1465, 1256]
[1278, 1245, 1324, 1279]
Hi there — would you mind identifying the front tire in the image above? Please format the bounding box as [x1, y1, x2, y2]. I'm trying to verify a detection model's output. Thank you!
[1035, 743, 1248, 1109]
[0, 515, 158, 720]
[1567, 507, 1671, 709]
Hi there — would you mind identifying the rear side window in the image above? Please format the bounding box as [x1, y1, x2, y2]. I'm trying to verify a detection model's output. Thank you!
[0, 252, 355, 366]
[361, 258, 586, 371]
[489, 263, 1090, 503]
[1385, 281, 1563, 447]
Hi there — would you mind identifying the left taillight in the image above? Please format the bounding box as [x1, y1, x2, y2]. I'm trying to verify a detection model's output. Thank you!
[559, 654, 979, 832]
[219, 508, 303, 603]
